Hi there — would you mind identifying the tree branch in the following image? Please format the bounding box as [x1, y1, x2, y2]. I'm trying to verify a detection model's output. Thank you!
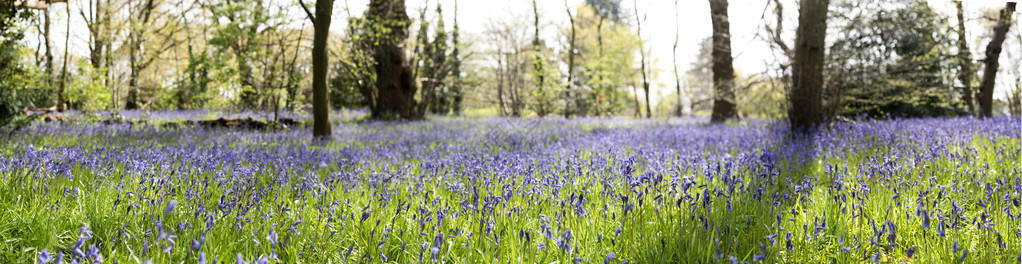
[298, 0, 316, 25]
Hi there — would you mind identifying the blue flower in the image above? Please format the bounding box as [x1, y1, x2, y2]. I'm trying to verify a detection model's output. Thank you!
[165, 200, 179, 216]
[38, 250, 53, 263]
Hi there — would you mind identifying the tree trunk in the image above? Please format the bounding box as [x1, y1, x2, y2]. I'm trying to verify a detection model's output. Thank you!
[789, 0, 829, 133]
[312, 0, 334, 138]
[451, 0, 463, 115]
[708, 0, 736, 123]
[977, 2, 1016, 118]
[43, 8, 54, 90]
[58, 2, 70, 112]
[564, 0, 575, 118]
[673, 0, 682, 116]
[370, 0, 417, 120]
[634, 0, 650, 118]
[595, 16, 604, 116]
[954, 1, 975, 115]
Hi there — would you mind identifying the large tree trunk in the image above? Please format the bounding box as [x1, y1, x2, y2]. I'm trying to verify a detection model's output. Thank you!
[977, 2, 1016, 118]
[708, 0, 736, 123]
[312, 0, 333, 138]
[370, 0, 417, 120]
[789, 0, 829, 133]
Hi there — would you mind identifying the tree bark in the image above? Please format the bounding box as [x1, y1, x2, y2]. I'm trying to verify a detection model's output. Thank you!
[311, 0, 333, 138]
[673, 0, 682, 116]
[564, 0, 576, 118]
[953, 1, 975, 115]
[708, 0, 736, 123]
[43, 8, 54, 90]
[634, 0, 650, 118]
[977, 2, 1016, 118]
[58, 2, 70, 111]
[789, 0, 829, 133]
[370, 0, 417, 120]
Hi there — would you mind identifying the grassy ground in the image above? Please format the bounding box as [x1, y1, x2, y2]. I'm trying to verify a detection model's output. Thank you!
[0, 115, 1019, 263]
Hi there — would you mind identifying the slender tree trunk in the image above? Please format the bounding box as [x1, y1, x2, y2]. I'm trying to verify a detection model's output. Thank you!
[634, 0, 650, 118]
[312, 0, 334, 138]
[451, 0, 463, 115]
[496, 47, 506, 116]
[596, 16, 604, 116]
[673, 0, 682, 116]
[789, 0, 830, 133]
[977, 2, 1016, 118]
[564, 0, 575, 118]
[59, 2, 70, 112]
[708, 0, 736, 123]
[631, 81, 641, 117]
[532, 0, 548, 116]
[954, 1, 975, 115]
[44, 9, 54, 91]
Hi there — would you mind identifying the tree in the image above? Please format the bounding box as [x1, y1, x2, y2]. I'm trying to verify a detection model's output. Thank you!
[485, 15, 529, 117]
[977, 2, 1016, 118]
[299, 0, 333, 138]
[528, 0, 561, 117]
[1, 1, 31, 126]
[412, 3, 456, 116]
[633, 0, 650, 118]
[126, 0, 184, 110]
[449, 0, 464, 115]
[563, 0, 576, 118]
[369, 0, 416, 120]
[672, 0, 682, 116]
[789, 0, 829, 133]
[954, 0, 975, 115]
[825, 0, 960, 118]
[708, 0, 736, 123]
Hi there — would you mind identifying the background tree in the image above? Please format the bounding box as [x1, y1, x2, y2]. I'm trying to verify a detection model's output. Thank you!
[633, 0, 650, 118]
[708, 0, 736, 123]
[826, 0, 962, 118]
[789, 0, 829, 133]
[977, 2, 1016, 118]
[953, 0, 976, 115]
[672, 0, 682, 116]
[369, 0, 417, 120]
[485, 15, 529, 117]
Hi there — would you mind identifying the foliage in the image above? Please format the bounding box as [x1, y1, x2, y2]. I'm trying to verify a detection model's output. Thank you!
[826, 0, 964, 118]
[0, 3, 31, 127]
[66, 60, 112, 111]
[561, 3, 640, 117]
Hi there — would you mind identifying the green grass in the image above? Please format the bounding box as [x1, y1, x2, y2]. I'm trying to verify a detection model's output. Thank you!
[0, 121, 1018, 263]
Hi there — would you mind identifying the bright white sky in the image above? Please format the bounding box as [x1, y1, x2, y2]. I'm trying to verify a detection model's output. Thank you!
[29, 0, 1020, 107]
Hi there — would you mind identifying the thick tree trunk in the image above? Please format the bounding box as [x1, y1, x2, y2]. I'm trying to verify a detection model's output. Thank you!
[954, 1, 975, 115]
[977, 2, 1016, 118]
[370, 0, 417, 120]
[312, 0, 333, 138]
[708, 0, 736, 123]
[789, 0, 829, 133]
